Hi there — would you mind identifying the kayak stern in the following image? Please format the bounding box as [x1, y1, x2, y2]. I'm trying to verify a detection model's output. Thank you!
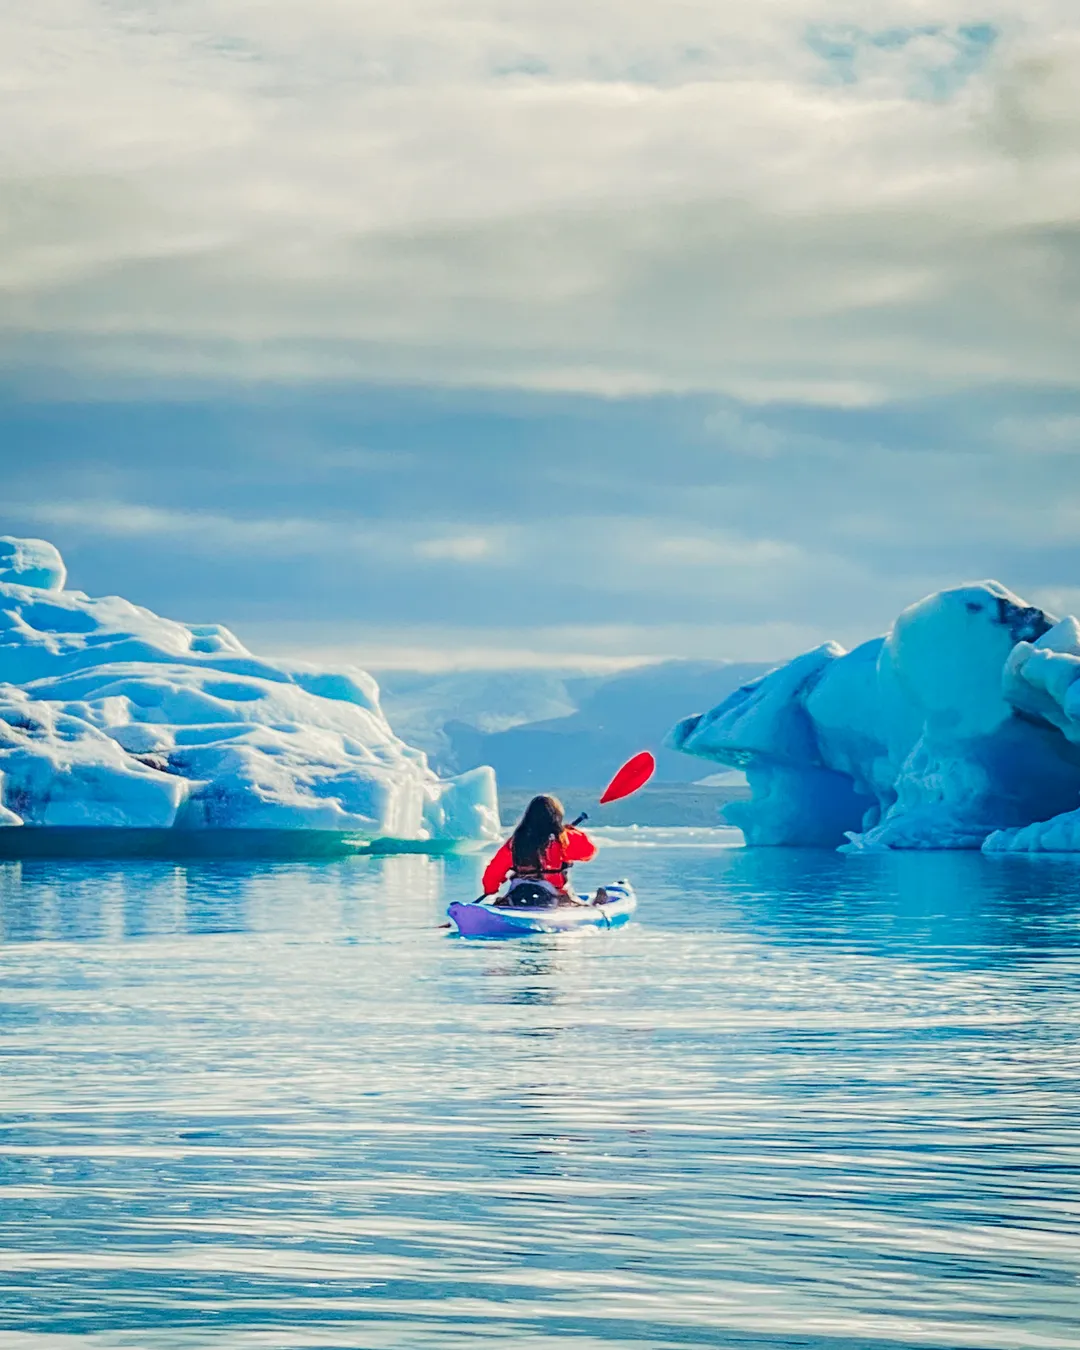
[448, 883, 636, 938]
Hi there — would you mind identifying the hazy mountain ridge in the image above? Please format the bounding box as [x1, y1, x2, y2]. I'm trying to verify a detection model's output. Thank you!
[377, 660, 771, 787]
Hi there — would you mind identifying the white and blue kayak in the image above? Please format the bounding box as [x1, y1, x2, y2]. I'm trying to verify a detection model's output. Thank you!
[448, 882, 636, 939]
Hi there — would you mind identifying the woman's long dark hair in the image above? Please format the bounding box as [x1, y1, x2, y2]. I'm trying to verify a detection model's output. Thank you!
[511, 794, 565, 871]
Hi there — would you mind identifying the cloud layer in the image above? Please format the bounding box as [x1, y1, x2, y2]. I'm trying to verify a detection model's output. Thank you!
[2, 2, 1078, 401]
[2, 377, 1078, 666]
[2, 5, 1078, 667]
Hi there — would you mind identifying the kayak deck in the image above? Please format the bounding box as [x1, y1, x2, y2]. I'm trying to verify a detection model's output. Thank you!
[448, 882, 636, 938]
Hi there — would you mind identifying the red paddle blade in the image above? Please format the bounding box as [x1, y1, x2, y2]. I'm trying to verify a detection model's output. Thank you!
[599, 751, 656, 805]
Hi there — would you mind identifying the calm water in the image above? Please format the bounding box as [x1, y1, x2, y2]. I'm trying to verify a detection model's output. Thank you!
[1, 831, 1079, 1350]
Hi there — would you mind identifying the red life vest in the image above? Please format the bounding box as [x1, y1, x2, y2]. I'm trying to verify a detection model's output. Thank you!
[481, 826, 597, 896]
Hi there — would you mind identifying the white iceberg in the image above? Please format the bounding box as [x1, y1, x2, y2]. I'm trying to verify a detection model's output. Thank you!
[668, 582, 1080, 853]
[0, 536, 66, 591]
[0, 537, 498, 846]
[984, 616, 1080, 852]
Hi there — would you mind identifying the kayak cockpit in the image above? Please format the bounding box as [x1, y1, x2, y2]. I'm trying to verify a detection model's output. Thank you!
[447, 882, 636, 938]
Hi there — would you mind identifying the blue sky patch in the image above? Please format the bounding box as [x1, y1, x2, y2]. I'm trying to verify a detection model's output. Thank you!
[806, 21, 999, 100]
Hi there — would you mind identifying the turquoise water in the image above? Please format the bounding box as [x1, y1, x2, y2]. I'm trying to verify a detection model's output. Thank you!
[2, 831, 1079, 1349]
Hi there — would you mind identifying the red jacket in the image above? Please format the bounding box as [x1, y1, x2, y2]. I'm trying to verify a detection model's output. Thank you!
[482, 826, 597, 896]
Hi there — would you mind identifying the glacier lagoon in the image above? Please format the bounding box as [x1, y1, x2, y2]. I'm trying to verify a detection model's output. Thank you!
[8, 535, 1080, 861]
[2, 829, 1078, 1350]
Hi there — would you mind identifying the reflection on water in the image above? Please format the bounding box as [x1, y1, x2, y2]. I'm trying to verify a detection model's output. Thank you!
[1, 835, 1079, 1349]
[0, 852, 443, 945]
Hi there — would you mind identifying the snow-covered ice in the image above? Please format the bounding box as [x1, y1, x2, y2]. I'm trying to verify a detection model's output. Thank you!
[669, 582, 1080, 853]
[984, 615, 1080, 852]
[0, 536, 66, 591]
[0, 538, 498, 844]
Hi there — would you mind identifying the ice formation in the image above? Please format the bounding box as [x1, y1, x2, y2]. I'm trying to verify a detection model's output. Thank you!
[0, 538, 498, 843]
[668, 582, 1080, 853]
[0, 536, 66, 591]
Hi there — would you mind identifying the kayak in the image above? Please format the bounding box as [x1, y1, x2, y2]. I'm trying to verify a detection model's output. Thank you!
[447, 881, 636, 939]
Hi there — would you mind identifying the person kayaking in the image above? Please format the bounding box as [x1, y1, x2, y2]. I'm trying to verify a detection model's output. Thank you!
[482, 794, 597, 907]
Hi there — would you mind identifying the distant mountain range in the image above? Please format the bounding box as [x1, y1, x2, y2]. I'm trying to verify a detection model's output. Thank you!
[376, 660, 771, 788]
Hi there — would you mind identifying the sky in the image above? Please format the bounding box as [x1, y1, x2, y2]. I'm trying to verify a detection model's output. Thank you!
[1, 1, 1078, 669]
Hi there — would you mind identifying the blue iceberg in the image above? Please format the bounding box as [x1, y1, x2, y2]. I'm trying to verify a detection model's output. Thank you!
[0, 537, 498, 847]
[668, 582, 1080, 852]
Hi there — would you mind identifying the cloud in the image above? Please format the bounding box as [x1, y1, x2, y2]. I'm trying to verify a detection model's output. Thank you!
[2, 4, 1078, 669]
[1, 3, 1079, 403]
[14, 499, 504, 564]
[250, 618, 840, 671]
[641, 529, 803, 573]
[414, 534, 498, 562]
[1031, 585, 1080, 618]
[4, 368, 1078, 667]
[988, 34, 1080, 160]
[20, 500, 329, 549]
[991, 412, 1080, 453]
